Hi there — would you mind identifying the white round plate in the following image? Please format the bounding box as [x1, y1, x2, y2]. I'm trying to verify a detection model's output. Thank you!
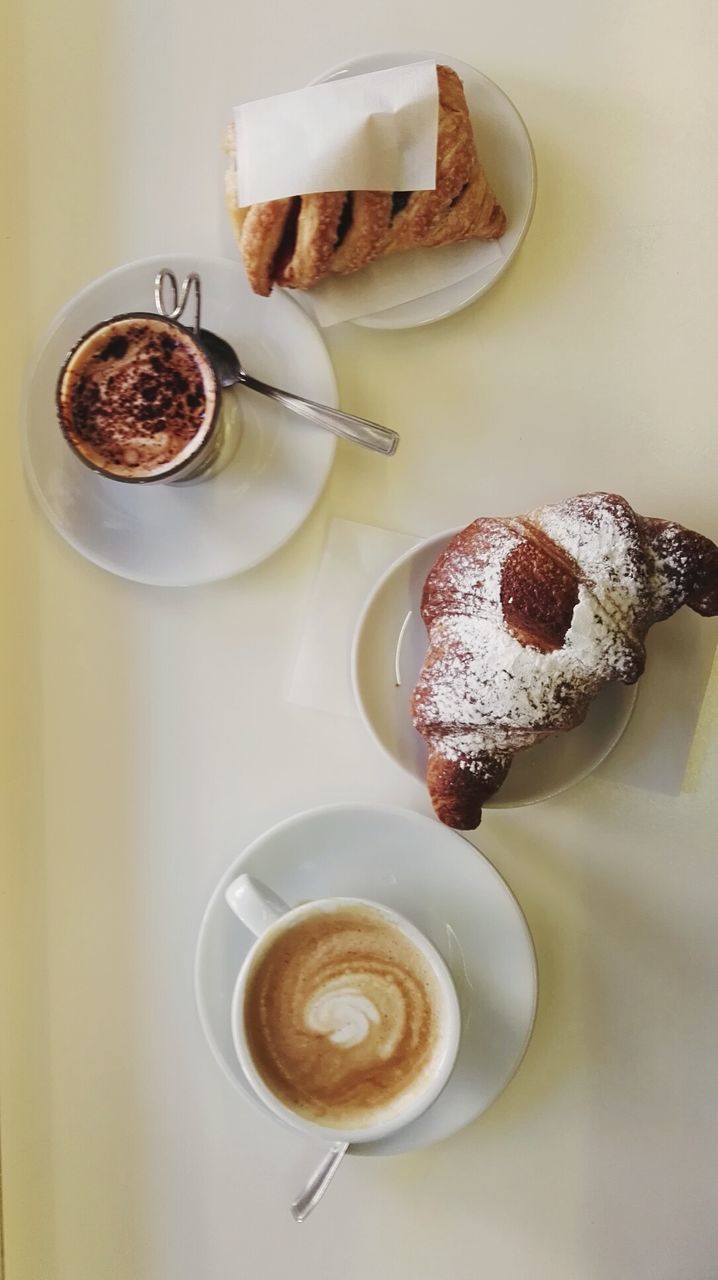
[312, 52, 536, 329]
[22, 255, 337, 586]
[195, 803, 537, 1157]
[352, 531, 638, 808]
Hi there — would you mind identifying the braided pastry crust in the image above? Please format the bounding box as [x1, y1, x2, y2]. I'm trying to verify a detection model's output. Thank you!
[226, 66, 505, 296]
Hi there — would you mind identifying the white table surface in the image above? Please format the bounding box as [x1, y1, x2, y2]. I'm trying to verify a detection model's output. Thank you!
[2, 3, 717, 1278]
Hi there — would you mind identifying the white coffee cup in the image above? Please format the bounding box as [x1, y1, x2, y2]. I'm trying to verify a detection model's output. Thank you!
[225, 875, 461, 1145]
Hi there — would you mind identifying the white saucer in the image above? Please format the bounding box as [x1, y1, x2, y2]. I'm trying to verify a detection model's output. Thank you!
[351, 531, 638, 808]
[312, 52, 536, 329]
[195, 803, 537, 1157]
[22, 255, 337, 585]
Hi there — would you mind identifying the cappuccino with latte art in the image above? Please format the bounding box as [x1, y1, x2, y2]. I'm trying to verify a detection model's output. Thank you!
[243, 903, 445, 1129]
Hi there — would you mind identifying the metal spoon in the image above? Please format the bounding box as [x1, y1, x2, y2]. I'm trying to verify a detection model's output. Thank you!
[199, 328, 399, 457]
[291, 1141, 349, 1223]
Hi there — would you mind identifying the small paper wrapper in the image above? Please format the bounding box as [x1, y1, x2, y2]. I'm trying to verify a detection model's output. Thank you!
[288, 518, 417, 718]
[596, 611, 716, 796]
[233, 62, 439, 206]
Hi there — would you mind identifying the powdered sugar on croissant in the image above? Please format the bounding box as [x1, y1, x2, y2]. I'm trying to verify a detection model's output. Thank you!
[411, 493, 718, 829]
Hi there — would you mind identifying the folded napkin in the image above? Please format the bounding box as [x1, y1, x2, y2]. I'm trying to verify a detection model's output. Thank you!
[233, 62, 439, 207]
[596, 608, 716, 796]
[288, 518, 418, 717]
[305, 238, 503, 327]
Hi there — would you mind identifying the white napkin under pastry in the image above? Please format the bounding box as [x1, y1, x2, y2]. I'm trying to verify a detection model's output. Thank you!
[306, 238, 503, 327]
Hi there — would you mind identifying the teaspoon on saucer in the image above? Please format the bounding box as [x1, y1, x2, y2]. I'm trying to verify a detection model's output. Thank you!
[198, 327, 399, 457]
[291, 1141, 349, 1223]
[154, 268, 398, 457]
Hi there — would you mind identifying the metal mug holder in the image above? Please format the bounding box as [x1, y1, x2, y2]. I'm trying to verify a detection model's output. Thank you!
[154, 269, 202, 335]
[150, 268, 239, 483]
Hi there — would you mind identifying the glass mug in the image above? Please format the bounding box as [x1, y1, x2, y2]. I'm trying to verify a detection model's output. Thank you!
[55, 271, 240, 485]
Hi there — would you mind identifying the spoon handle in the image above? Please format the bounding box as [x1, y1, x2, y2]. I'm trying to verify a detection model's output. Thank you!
[291, 1142, 349, 1223]
[239, 373, 399, 456]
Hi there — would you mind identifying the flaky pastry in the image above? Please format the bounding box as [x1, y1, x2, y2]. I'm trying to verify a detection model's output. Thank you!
[226, 65, 506, 296]
[411, 493, 718, 829]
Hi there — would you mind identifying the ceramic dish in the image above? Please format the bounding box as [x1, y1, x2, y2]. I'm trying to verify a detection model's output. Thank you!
[195, 803, 537, 1157]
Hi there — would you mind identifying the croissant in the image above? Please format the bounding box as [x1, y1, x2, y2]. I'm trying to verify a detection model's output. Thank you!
[411, 493, 718, 829]
[226, 65, 506, 297]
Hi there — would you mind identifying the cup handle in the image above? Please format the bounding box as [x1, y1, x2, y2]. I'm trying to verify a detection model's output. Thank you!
[224, 874, 290, 937]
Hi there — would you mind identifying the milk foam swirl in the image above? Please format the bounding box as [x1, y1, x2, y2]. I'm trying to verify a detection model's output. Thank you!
[304, 976, 405, 1057]
[244, 906, 441, 1128]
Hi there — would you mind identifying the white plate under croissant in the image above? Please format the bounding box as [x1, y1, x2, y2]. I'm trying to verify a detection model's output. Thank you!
[353, 492, 718, 827]
[351, 529, 638, 811]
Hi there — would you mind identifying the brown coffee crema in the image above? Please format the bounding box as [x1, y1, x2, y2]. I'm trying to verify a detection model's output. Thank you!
[244, 905, 441, 1128]
[57, 316, 216, 478]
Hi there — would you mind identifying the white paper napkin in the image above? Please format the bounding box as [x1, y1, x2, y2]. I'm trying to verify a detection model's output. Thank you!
[595, 610, 716, 796]
[304, 237, 503, 327]
[288, 518, 715, 796]
[288, 518, 418, 718]
[233, 62, 439, 207]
